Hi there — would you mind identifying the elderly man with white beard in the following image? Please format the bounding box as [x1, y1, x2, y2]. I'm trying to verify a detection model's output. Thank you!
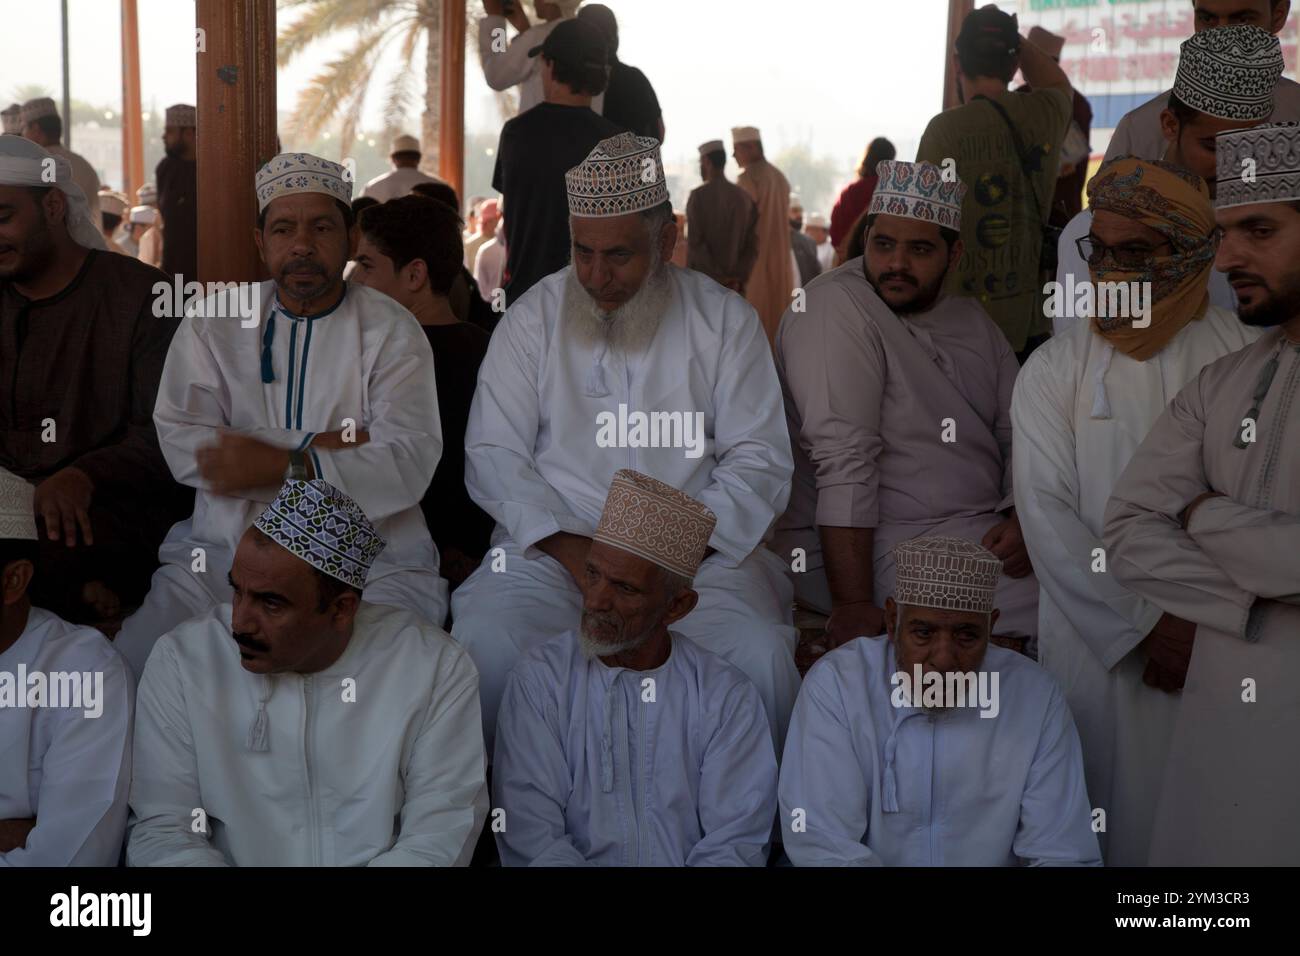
[453, 133, 799, 750]
[493, 470, 778, 866]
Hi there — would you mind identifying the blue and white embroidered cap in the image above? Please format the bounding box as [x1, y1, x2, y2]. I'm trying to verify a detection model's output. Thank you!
[253, 479, 385, 589]
[255, 152, 352, 213]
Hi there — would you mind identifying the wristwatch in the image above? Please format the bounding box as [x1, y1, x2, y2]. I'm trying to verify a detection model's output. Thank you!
[288, 449, 309, 481]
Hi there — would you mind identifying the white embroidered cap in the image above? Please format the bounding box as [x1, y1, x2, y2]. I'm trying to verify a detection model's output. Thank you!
[565, 132, 669, 218]
[893, 536, 1001, 615]
[0, 467, 37, 541]
[255, 152, 352, 214]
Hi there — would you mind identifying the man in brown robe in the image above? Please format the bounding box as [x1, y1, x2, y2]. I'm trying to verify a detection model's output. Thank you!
[1104, 122, 1300, 865]
[0, 136, 187, 625]
[733, 126, 795, 345]
[686, 139, 758, 294]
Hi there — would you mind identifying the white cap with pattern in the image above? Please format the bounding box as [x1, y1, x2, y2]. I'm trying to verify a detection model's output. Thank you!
[255, 152, 353, 214]
[1173, 25, 1284, 122]
[893, 536, 1001, 615]
[566, 133, 669, 218]
[0, 467, 37, 541]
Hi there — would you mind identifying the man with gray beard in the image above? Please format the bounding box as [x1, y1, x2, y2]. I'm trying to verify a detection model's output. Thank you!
[454, 133, 799, 752]
[492, 470, 777, 866]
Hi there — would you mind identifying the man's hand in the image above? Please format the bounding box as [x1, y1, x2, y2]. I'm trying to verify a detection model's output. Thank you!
[196, 432, 290, 496]
[0, 817, 37, 853]
[1142, 612, 1197, 691]
[536, 532, 594, 587]
[34, 467, 95, 548]
[1180, 491, 1224, 530]
[982, 513, 1033, 578]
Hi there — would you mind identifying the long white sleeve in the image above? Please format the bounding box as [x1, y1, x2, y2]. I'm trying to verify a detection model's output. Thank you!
[686, 679, 777, 867]
[1011, 349, 1162, 670]
[492, 669, 591, 867]
[126, 639, 231, 867]
[1014, 683, 1104, 866]
[477, 15, 541, 93]
[691, 296, 794, 565]
[464, 306, 590, 551]
[369, 647, 487, 866]
[1187, 497, 1300, 604]
[778, 663, 880, 867]
[310, 314, 441, 523]
[0, 646, 134, 868]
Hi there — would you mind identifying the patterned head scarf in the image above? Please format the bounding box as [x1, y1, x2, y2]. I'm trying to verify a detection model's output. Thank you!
[0, 136, 108, 251]
[1084, 156, 1216, 361]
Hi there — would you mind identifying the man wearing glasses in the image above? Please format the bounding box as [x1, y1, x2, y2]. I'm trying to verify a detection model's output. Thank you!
[1054, 24, 1286, 331]
[1010, 156, 1258, 865]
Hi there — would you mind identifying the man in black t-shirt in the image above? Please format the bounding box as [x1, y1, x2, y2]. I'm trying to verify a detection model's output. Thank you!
[492, 17, 623, 305]
[579, 3, 665, 141]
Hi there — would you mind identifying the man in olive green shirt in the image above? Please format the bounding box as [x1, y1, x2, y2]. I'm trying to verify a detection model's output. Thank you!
[916, 6, 1072, 357]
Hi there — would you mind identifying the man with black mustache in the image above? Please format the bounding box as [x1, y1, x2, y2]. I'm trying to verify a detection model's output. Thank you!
[1103, 122, 1300, 864]
[113, 153, 447, 681]
[773, 159, 1037, 668]
[128, 480, 486, 866]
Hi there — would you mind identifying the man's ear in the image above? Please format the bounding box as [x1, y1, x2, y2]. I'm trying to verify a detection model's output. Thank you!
[42, 187, 67, 226]
[329, 589, 361, 631]
[988, 608, 1000, 636]
[1158, 108, 1179, 147]
[405, 258, 430, 295]
[948, 236, 964, 271]
[658, 216, 678, 263]
[1272, 0, 1291, 34]
[2, 559, 34, 606]
[253, 225, 266, 262]
[884, 596, 898, 643]
[663, 586, 698, 627]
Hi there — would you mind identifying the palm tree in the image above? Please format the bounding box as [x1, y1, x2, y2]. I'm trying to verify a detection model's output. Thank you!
[278, 0, 467, 174]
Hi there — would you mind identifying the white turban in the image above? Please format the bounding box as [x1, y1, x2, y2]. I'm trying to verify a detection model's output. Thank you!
[0, 136, 106, 250]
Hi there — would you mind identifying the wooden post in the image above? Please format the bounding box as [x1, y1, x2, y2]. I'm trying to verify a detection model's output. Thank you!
[943, 0, 975, 110]
[120, 0, 145, 197]
[195, 0, 277, 283]
[439, 0, 466, 201]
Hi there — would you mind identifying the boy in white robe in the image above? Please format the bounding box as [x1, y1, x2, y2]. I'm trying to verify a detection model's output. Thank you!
[1014, 157, 1258, 864]
[780, 536, 1100, 867]
[127, 480, 486, 867]
[114, 153, 446, 680]
[494, 470, 777, 866]
[0, 468, 134, 867]
[453, 133, 799, 748]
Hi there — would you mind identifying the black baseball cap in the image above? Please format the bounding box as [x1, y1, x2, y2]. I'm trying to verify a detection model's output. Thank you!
[528, 18, 609, 70]
[956, 5, 1020, 55]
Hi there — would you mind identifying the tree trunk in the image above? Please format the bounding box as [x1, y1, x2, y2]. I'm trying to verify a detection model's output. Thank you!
[420, 0, 442, 174]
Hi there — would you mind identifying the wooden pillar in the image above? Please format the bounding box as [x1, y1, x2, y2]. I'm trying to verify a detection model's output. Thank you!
[439, 0, 466, 200]
[120, 0, 145, 197]
[943, 0, 975, 110]
[196, 0, 277, 283]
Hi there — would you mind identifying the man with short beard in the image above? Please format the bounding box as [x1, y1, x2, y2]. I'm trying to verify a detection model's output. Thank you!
[113, 153, 447, 680]
[0, 135, 186, 627]
[774, 160, 1036, 668]
[1103, 122, 1300, 864]
[128, 480, 487, 866]
[454, 133, 799, 751]
[493, 470, 777, 866]
[780, 536, 1099, 867]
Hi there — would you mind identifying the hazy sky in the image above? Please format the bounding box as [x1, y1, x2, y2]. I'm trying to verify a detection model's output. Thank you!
[0, 0, 949, 190]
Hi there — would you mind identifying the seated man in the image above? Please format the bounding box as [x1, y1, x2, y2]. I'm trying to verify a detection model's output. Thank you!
[1013, 157, 1258, 865]
[779, 535, 1100, 867]
[454, 133, 799, 748]
[773, 160, 1036, 662]
[350, 195, 494, 590]
[1056, 24, 1286, 328]
[127, 480, 487, 867]
[0, 135, 189, 625]
[114, 152, 446, 679]
[0, 467, 134, 866]
[493, 470, 777, 866]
